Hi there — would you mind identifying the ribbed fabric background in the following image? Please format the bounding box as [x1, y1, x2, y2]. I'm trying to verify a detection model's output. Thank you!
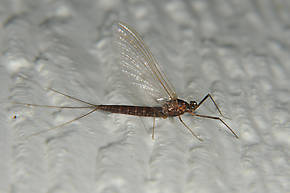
[0, 1, 289, 193]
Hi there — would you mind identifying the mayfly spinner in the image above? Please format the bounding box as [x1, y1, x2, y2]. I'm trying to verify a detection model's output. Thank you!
[15, 22, 238, 141]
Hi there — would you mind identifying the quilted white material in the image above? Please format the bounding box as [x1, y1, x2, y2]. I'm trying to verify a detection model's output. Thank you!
[0, 1, 289, 193]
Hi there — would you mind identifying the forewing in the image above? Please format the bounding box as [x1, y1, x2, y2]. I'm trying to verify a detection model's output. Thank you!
[115, 22, 177, 105]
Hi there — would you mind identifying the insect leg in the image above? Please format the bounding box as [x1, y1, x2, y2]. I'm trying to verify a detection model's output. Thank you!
[152, 117, 155, 140]
[193, 113, 238, 139]
[194, 94, 229, 119]
[178, 116, 203, 141]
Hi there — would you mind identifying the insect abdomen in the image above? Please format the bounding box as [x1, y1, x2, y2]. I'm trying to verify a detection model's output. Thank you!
[98, 105, 164, 117]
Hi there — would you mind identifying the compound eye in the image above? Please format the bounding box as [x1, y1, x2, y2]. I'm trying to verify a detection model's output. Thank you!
[190, 101, 197, 107]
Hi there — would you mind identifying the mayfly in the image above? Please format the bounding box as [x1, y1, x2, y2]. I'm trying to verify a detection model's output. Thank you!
[15, 22, 238, 141]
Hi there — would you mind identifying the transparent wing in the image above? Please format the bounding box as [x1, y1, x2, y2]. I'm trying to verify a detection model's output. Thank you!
[115, 21, 177, 105]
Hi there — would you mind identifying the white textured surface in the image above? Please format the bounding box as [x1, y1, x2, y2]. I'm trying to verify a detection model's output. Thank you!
[1, 1, 290, 193]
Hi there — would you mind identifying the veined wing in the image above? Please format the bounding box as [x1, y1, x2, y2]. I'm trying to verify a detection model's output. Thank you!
[115, 21, 177, 105]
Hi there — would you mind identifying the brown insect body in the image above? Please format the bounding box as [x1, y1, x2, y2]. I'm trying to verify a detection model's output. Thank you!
[98, 99, 197, 118]
[161, 99, 196, 117]
[97, 105, 164, 117]
[17, 22, 238, 140]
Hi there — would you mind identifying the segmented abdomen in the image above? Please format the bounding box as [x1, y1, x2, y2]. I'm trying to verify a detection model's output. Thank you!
[97, 105, 164, 117]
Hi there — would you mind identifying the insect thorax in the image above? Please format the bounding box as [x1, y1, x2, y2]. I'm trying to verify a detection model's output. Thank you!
[162, 99, 189, 117]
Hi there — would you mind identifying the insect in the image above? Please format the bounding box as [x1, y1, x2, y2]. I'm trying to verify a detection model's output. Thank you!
[14, 22, 238, 141]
